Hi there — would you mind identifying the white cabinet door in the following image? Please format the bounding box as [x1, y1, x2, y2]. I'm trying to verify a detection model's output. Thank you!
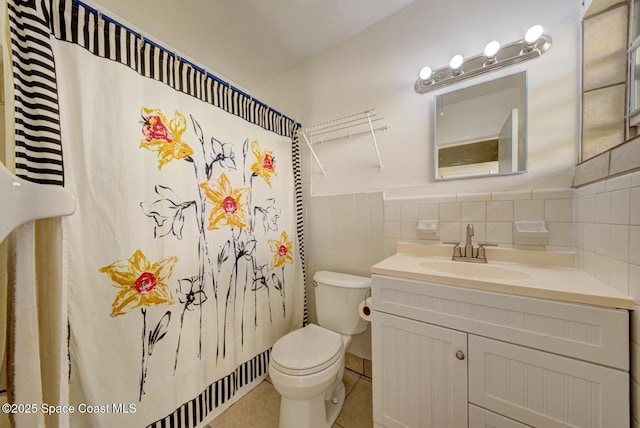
[372, 312, 468, 428]
[468, 335, 629, 428]
[469, 404, 531, 428]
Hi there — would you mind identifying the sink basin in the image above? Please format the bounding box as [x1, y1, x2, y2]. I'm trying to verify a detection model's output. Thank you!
[419, 260, 531, 280]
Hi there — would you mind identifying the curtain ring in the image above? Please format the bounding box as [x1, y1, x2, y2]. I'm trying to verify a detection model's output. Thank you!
[137, 33, 145, 54]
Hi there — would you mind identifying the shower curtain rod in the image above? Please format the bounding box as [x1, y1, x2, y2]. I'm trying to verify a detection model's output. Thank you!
[73, 0, 301, 129]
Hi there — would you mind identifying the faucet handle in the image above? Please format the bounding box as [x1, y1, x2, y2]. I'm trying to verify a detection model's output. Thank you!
[476, 243, 497, 262]
[453, 245, 462, 257]
[443, 242, 462, 258]
[477, 245, 486, 260]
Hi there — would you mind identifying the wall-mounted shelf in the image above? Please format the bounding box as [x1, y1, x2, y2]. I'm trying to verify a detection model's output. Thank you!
[1, 161, 76, 242]
[299, 109, 389, 175]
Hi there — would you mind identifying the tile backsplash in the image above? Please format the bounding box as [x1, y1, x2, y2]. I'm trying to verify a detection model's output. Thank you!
[304, 187, 577, 320]
[383, 188, 574, 256]
[303, 178, 640, 293]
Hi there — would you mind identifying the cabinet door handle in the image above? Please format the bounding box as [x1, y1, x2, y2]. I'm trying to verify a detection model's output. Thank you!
[455, 350, 465, 360]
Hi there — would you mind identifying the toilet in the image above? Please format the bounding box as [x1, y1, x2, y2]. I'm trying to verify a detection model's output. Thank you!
[269, 270, 371, 428]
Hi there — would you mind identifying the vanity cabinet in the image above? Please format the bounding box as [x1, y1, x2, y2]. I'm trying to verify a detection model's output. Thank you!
[373, 312, 468, 427]
[371, 274, 630, 428]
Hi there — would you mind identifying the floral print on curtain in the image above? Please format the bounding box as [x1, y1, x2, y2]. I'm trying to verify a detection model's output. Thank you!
[97, 107, 296, 403]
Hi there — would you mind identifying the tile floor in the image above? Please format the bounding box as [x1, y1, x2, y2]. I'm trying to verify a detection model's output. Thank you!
[206, 369, 372, 428]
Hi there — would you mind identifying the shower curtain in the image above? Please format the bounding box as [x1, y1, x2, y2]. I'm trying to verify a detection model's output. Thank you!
[7, 0, 306, 426]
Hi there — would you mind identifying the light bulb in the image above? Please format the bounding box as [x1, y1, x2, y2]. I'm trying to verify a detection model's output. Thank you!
[484, 40, 500, 59]
[524, 25, 543, 45]
[449, 54, 463, 70]
[419, 66, 432, 81]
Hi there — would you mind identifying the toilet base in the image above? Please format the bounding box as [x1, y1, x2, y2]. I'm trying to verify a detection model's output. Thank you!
[324, 381, 346, 426]
[278, 381, 346, 428]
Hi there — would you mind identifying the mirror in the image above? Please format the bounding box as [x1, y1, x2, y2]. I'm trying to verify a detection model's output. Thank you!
[434, 71, 527, 181]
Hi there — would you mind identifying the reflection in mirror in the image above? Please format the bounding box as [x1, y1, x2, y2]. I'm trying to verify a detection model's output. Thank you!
[434, 71, 527, 181]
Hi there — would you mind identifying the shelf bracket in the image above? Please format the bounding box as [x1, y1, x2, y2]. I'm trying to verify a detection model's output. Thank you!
[366, 114, 384, 171]
[300, 131, 326, 175]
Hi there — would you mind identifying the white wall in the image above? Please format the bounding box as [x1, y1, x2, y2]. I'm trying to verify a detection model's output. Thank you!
[254, 0, 581, 197]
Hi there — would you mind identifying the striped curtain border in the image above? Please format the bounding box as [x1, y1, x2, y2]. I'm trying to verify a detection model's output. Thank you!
[147, 350, 271, 428]
[7, 0, 65, 185]
[292, 131, 308, 326]
[48, 0, 299, 138]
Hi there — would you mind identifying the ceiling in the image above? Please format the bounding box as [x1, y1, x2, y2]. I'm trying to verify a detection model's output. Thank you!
[90, 0, 415, 90]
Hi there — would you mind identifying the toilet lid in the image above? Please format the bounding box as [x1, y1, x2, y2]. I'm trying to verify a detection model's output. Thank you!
[271, 324, 343, 376]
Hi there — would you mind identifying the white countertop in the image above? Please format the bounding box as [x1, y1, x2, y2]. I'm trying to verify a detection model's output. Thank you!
[371, 243, 633, 310]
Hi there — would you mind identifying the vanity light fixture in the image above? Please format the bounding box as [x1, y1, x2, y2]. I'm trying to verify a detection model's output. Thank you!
[414, 24, 551, 94]
[449, 54, 464, 76]
[523, 25, 543, 52]
[419, 66, 433, 83]
[483, 40, 500, 65]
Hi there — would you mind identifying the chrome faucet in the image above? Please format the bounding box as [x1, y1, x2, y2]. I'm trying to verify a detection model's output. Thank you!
[444, 224, 495, 263]
[464, 223, 475, 259]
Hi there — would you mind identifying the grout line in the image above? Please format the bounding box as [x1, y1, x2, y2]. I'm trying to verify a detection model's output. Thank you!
[345, 367, 361, 376]
[344, 376, 360, 400]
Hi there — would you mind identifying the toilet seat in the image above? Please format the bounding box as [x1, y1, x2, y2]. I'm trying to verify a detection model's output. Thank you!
[271, 324, 343, 376]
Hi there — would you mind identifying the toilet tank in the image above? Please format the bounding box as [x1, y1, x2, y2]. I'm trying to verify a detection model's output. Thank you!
[313, 271, 371, 335]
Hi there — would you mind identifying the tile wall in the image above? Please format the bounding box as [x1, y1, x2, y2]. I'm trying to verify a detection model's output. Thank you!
[383, 188, 575, 257]
[304, 187, 578, 300]
[304, 191, 385, 323]
[573, 170, 640, 428]
[304, 191, 384, 360]
[305, 191, 385, 277]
